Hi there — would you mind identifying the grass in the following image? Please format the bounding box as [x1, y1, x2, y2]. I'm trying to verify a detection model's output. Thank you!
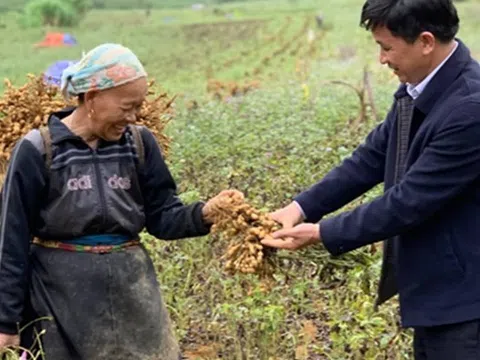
[0, 0, 273, 12]
[1, 0, 480, 359]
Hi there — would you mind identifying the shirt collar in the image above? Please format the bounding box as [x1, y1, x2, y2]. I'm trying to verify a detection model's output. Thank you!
[393, 38, 471, 115]
[406, 41, 458, 100]
[47, 107, 80, 144]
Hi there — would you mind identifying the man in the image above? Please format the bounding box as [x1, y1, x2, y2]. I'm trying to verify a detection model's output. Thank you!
[261, 0, 480, 358]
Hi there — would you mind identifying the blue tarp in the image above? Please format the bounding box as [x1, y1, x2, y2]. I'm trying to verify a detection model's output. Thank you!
[62, 33, 77, 45]
[43, 60, 77, 87]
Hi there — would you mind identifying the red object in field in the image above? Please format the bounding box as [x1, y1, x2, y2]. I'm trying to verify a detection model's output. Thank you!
[35, 32, 77, 48]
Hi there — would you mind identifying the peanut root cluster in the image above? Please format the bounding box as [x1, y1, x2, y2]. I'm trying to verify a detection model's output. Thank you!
[208, 192, 281, 278]
[0, 75, 173, 173]
[0, 75, 72, 166]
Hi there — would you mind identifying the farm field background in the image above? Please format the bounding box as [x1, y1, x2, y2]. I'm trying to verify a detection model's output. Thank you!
[1, 0, 480, 359]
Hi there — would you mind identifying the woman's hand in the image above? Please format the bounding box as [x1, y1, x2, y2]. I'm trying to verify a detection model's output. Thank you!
[202, 189, 244, 224]
[0, 332, 20, 349]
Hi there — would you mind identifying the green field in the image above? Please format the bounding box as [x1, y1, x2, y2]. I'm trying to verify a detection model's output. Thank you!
[2, 0, 480, 359]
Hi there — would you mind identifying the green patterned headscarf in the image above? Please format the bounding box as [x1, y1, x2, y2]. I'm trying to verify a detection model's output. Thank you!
[61, 43, 147, 100]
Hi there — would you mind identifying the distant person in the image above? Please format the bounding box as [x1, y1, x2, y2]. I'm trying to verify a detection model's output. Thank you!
[262, 0, 480, 358]
[0, 43, 242, 360]
[315, 13, 323, 28]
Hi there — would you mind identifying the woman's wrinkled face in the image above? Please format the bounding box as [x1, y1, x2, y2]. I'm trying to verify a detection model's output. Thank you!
[85, 77, 148, 141]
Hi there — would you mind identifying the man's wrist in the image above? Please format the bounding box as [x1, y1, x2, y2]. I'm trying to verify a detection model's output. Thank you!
[292, 201, 306, 222]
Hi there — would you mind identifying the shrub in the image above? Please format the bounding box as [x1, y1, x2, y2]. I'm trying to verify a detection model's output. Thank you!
[21, 0, 91, 27]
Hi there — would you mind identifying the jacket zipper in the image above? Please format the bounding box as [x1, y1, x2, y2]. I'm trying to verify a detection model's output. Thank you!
[376, 97, 413, 309]
[92, 148, 108, 228]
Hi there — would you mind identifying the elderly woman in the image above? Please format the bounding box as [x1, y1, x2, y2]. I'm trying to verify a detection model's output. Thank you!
[0, 43, 238, 360]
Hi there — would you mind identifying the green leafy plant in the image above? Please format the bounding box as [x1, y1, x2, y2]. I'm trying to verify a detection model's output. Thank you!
[21, 0, 91, 27]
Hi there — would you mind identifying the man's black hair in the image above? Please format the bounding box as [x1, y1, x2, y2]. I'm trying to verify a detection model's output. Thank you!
[360, 0, 459, 43]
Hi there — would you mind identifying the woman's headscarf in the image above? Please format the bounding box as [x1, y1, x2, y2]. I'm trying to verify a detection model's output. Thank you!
[60, 43, 147, 100]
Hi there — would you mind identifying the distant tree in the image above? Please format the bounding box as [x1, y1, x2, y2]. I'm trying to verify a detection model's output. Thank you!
[21, 0, 91, 27]
[65, 0, 91, 16]
[91, 0, 106, 9]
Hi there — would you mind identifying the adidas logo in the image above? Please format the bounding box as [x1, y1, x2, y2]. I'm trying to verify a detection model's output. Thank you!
[67, 175, 93, 191]
[66, 174, 131, 191]
[107, 174, 131, 190]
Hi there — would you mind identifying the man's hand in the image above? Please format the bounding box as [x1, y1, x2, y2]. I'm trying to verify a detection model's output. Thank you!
[0, 333, 19, 349]
[269, 202, 305, 230]
[202, 189, 245, 224]
[261, 223, 321, 250]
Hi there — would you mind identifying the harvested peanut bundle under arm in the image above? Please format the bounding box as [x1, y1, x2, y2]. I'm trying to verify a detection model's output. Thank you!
[208, 192, 281, 278]
[0, 75, 173, 173]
